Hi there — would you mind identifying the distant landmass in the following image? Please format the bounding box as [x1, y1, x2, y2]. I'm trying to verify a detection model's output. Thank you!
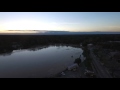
[0, 30, 120, 35]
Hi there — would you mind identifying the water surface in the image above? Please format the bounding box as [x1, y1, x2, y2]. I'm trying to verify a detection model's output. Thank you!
[0, 45, 84, 78]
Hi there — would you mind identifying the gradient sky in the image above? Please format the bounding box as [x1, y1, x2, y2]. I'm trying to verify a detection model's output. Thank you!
[0, 12, 120, 33]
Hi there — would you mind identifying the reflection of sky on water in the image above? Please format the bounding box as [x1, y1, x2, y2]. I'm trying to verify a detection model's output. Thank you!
[0, 46, 83, 78]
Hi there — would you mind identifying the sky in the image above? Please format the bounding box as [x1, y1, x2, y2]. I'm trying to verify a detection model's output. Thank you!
[0, 12, 120, 33]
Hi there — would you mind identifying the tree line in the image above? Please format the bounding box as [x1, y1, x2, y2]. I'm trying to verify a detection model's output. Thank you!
[0, 34, 120, 53]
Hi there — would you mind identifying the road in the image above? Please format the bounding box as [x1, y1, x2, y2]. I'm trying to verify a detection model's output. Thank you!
[88, 47, 112, 78]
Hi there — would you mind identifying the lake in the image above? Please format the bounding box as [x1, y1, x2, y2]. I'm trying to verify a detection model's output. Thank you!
[0, 45, 84, 78]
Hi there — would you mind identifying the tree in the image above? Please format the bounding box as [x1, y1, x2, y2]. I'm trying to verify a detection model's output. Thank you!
[74, 58, 81, 65]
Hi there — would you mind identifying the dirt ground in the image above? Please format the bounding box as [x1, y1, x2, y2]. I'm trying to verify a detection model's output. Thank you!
[54, 64, 87, 78]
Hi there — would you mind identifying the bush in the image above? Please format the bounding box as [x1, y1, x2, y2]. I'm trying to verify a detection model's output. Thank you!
[74, 58, 81, 65]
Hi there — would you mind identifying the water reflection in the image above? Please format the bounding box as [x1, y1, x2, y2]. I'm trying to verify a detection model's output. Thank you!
[0, 45, 84, 78]
[0, 50, 13, 56]
[28, 45, 49, 51]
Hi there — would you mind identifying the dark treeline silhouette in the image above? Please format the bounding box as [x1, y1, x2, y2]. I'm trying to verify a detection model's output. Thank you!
[0, 34, 120, 54]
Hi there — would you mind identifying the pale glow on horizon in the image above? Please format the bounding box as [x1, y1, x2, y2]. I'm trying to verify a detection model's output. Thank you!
[1, 19, 120, 32]
[1, 20, 120, 32]
[0, 30, 48, 33]
[1, 20, 60, 30]
[0, 12, 120, 33]
[0, 20, 82, 32]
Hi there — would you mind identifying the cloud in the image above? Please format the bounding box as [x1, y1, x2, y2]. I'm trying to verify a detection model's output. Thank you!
[0, 30, 48, 33]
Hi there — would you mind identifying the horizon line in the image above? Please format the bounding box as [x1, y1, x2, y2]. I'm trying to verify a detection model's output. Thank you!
[0, 30, 120, 32]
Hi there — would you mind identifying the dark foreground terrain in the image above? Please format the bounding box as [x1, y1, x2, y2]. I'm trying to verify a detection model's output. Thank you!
[0, 34, 120, 53]
[0, 34, 120, 78]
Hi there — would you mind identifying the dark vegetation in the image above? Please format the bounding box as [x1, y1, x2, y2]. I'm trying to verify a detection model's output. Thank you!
[0, 34, 120, 54]
[82, 47, 92, 70]
[99, 42, 120, 51]
[74, 57, 81, 65]
[1, 34, 120, 77]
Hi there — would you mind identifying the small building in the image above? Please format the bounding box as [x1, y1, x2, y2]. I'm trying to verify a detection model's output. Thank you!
[87, 43, 93, 47]
[87, 43, 93, 46]
[67, 63, 79, 71]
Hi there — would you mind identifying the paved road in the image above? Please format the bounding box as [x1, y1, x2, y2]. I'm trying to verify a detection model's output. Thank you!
[88, 47, 112, 78]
